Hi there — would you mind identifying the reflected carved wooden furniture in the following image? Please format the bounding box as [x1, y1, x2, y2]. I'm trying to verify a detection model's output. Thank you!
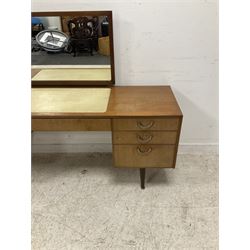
[67, 16, 98, 56]
[32, 86, 183, 189]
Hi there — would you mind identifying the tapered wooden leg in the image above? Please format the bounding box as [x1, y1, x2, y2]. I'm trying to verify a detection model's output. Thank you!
[140, 168, 146, 189]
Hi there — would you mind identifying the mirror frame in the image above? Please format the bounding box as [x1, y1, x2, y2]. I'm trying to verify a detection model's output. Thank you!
[31, 11, 115, 87]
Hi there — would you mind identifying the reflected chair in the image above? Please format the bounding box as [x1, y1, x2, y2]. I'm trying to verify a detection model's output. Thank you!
[67, 16, 98, 57]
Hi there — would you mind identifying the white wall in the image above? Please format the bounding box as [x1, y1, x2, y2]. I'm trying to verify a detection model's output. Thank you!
[39, 17, 62, 30]
[32, 0, 218, 152]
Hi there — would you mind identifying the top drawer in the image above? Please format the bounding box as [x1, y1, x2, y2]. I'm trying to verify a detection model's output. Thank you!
[112, 118, 179, 131]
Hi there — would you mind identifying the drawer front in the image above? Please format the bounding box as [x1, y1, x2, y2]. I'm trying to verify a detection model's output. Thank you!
[32, 118, 111, 131]
[112, 118, 179, 131]
[113, 145, 175, 168]
[113, 131, 177, 145]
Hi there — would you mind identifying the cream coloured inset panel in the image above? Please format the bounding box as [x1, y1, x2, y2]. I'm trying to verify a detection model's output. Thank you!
[32, 68, 111, 81]
[32, 88, 111, 113]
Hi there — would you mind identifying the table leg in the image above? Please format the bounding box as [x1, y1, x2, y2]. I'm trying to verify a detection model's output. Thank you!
[140, 168, 146, 189]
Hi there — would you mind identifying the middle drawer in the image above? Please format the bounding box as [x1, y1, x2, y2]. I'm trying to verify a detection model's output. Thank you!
[113, 131, 177, 145]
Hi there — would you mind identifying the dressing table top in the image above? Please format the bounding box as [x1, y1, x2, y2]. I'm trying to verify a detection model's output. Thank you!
[32, 86, 182, 118]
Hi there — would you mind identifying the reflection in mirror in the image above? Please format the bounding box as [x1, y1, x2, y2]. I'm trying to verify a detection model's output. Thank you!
[31, 15, 111, 82]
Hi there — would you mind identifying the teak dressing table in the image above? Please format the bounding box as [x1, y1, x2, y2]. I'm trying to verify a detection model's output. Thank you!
[31, 11, 183, 189]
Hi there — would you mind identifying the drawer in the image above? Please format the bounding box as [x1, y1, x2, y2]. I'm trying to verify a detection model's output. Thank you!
[113, 131, 177, 145]
[112, 118, 179, 131]
[32, 118, 111, 131]
[113, 145, 175, 168]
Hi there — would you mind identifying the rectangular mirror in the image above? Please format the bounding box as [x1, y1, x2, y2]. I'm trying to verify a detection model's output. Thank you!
[31, 11, 115, 86]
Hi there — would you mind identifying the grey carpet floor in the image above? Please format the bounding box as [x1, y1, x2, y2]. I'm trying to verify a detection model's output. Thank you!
[32, 153, 218, 250]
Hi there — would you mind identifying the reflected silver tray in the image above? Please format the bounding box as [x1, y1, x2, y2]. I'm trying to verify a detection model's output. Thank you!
[36, 30, 69, 52]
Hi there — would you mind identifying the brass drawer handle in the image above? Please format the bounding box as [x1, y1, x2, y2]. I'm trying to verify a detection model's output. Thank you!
[137, 120, 155, 129]
[137, 146, 152, 155]
[137, 134, 153, 143]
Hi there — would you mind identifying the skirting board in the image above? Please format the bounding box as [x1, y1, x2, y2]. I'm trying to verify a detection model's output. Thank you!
[32, 132, 218, 154]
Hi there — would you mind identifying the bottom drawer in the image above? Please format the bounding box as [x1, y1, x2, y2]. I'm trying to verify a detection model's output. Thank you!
[113, 145, 175, 168]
